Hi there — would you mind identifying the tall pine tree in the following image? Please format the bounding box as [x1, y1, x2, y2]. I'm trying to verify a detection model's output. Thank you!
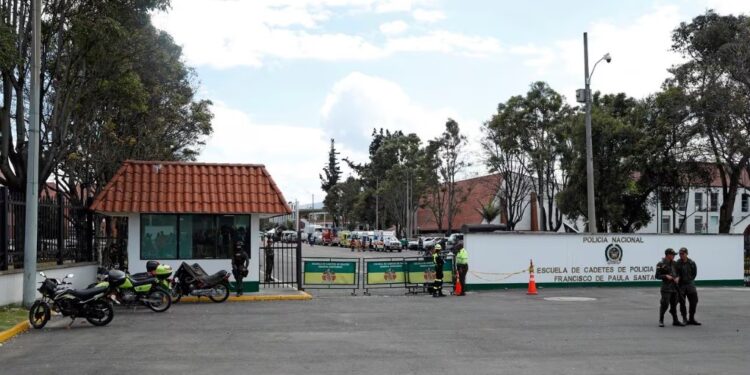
[320, 139, 341, 192]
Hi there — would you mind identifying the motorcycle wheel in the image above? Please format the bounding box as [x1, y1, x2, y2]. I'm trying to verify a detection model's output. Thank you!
[145, 287, 172, 313]
[208, 282, 230, 303]
[28, 300, 51, 329]
[85, 300, 114, 327]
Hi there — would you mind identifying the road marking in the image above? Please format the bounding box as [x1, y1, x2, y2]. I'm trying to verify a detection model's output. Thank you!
[544, 297, 597, 302]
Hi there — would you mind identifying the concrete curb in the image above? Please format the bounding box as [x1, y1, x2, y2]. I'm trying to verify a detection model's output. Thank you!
[0, 320, 30, 344]
[178, 291, 313, 303]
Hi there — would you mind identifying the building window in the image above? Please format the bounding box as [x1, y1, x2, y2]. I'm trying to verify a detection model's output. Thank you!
[694, 216, 704, 234]
[141, 215, 178, 260]
[678, 217, 686, 233]
[661, 215, 671, 233]
[710, 216, 719, 231]
[142, 214, 251, 260]
[709, 192, 719, 211]
[694, 192, 703, 211]
[742, 194, 749, 212]
[678, 192, 687, 211]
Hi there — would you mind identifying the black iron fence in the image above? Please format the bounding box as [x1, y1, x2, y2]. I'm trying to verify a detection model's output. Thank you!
[0, 187, 126, 271]
[260, 234, 302, 289]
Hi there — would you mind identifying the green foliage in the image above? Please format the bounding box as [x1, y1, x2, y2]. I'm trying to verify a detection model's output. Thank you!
[476, 200, 501, 224]
[0, 0, 211, 202]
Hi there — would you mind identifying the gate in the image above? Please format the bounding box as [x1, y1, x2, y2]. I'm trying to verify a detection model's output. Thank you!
[260, 232, 302, 289]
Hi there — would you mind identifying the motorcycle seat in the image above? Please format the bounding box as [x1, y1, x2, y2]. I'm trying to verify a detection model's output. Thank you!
[68, 286, 108, 300]
[130, 272, 151, 280]
[198, 270, 228, 286]
[131, 277, 157, 287]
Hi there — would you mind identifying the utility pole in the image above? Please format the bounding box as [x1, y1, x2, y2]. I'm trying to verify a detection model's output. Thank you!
[583, 32, 597, 233]
[23, 0, 41, 308]
[578, 33, 610, 233]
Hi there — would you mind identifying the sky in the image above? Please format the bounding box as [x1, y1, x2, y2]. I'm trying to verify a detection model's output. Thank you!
[151, 0, 750, 207]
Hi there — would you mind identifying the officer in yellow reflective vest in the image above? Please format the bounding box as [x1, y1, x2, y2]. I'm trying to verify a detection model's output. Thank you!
[432, 244, 446, 297]
[455, 242, 468, 296]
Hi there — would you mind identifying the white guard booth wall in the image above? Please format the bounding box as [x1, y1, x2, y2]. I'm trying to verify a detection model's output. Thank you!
[464, 233, 744, 289]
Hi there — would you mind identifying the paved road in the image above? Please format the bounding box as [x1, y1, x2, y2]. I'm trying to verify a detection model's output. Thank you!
[2, 287, 748, 374]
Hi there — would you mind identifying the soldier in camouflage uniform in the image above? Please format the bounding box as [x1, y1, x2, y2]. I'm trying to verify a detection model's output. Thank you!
[675, 247, 701, 325]
[655, 248, 685, 327]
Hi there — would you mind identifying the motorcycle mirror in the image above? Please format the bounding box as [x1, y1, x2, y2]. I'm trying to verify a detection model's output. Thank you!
[39, 271, 46, 278]
[66, 273, 75, 279]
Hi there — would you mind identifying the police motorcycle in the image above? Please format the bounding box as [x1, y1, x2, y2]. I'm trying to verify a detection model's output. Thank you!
[171, 262, 231, 303]
[29, 272, 114, 329]
[95, 263, 173, 312]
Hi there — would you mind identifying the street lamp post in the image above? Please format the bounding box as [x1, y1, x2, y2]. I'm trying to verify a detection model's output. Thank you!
[578, 32, 611, 234]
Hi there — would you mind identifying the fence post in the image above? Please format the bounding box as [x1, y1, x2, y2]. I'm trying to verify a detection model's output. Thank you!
[296, 230, 303, 290]
[0, 187, 8, 271]
[85, 197, 94, 263]
[56, 193, 64, 265]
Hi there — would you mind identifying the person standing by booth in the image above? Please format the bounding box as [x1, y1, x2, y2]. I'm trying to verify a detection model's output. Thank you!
[432, 244, 446, 297]
[265, 238, 275, 282]
[455, 242, 468, 296]
[232, 241, 250, 296]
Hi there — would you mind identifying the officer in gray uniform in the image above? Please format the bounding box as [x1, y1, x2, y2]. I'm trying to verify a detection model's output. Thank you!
[675, 247, 701, 325]
[655, 248, 685, 327]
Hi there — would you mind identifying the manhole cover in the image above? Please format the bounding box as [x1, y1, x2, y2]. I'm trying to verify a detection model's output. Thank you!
[544, 297, 597, 302]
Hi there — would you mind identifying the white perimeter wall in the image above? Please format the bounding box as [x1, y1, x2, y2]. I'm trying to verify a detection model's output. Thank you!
[126, 214, 260, 282]
[464, 233, 744, 286]
[0, 263, 99, 306]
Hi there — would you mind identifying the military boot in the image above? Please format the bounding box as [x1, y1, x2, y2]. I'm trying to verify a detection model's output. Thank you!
[672, 315, 685, 327]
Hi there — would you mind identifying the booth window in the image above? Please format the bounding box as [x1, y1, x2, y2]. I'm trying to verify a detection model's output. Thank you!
[141, 214, 178, 259]
[142, 214, 251, 260]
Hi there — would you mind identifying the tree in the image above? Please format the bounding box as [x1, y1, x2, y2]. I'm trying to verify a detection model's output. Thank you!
[476, 199, 501, 224]
[487, 82, 573, 231]
[430, 119, 470, 235]
[483, 98, 536, 230]
[320, 138, 342, 226]
[0, 0, 212, 202]
[669, 11, 750, 233]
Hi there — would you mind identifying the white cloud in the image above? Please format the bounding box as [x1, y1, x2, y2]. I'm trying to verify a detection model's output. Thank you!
[199, 102, 332, 203]
[704, 0, 750, 15]
[319, 72, 483, 176]
[387, 31, 502, 57]
[412, 8, 446, 23]
[152, 0, 494, 68]
[379, 20, 409, 35]
[511, 5, 685, 101]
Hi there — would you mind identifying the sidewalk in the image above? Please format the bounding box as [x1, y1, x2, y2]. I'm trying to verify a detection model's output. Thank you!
[178, 288, 312, 303]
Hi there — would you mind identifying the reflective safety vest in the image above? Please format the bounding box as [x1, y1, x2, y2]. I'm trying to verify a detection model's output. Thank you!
[456, 248, 468, 265]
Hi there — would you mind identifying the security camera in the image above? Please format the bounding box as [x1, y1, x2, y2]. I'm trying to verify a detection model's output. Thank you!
[604, 53, 612, 63]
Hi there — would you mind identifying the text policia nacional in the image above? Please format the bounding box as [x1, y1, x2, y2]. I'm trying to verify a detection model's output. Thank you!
[535, 236, 656, 283]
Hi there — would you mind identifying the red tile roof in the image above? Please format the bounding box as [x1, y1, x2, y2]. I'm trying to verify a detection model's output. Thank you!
[417, 174, 501, 233]
[90, 161, 292, 215]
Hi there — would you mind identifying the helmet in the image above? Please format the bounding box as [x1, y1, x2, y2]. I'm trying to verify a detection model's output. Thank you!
[146, 260, 160, 273]
[434, 244, 442, 250]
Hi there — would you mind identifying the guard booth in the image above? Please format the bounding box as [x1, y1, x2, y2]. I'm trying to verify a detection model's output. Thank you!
[90, 160, 292, 293]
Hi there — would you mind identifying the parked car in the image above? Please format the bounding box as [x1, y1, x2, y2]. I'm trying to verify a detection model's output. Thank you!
[422, 237, 438, 249]
[407, 239, 419, 250]
[383, 236, 402, 252]
[447, 233, 464, 249]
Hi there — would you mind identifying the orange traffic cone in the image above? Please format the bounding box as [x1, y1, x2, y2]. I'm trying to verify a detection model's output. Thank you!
[455, 276, 463, 296]
[527, 259, 538, 295]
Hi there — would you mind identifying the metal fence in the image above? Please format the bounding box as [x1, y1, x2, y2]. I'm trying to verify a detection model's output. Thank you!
[260, 235, 302, 289]
[0, 187, 125, 271]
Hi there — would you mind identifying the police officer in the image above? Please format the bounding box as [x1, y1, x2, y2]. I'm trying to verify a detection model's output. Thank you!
[655, 248, 685, 327]
[264, 238, 275, 282]
[432, 244, 446, 297]
[676, 247, 701, 325]
[232, 241, 250, 296]
[455, 241, 468, 296]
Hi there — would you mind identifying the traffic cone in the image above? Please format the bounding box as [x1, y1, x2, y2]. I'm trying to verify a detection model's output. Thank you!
[455, 276, 463, 296]
[527, 259, 538, 295]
